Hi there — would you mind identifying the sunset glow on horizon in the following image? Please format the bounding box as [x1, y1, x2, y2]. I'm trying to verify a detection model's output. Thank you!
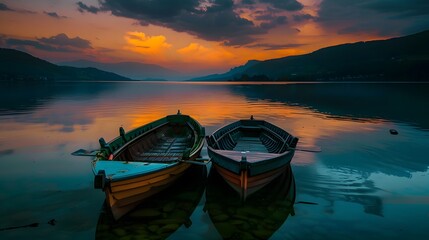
[1, 0, 428, 76]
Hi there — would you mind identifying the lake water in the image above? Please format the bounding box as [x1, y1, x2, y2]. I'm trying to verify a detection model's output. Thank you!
[0, 81, 428, 239]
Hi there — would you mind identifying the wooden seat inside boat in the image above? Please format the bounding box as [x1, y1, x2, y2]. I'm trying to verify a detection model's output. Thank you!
[209, 121, 296, 154]
[114, 123, 194, 163]
[135, 137, 190, 162]
[233, 137, 268, 153]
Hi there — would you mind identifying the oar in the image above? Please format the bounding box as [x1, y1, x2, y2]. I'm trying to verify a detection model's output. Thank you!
[296, 201, 319, 205]
[180, 158, 211, 165]
[0, 219, 56, 231]
[291, 146, 322, 153]
[71, 149, 99, 156]
[0, 223, 39, 231]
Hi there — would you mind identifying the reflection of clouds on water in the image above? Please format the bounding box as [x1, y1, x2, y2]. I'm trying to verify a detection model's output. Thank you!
[21, 101, 95, 132]
[0, 189, 103, 239]
[0, 148, 14, 157]
[293, 165, 384, 217]
[229, 83, 429, 130]
[0, 82, 119, 116]
[2, 81, 428, 177]
[0, 82, 428, 239]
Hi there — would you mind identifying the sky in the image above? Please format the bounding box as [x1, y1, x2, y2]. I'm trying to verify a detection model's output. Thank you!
[1, 0, 429, 75]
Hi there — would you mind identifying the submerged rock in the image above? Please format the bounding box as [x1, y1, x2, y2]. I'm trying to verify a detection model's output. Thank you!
[129, 208, 162, 218]
[162, 202, 176, 212]
[216, 222, 236, 238]
[158, 223, 180, 233]
[113, 228, 127, 237]
[148, 224, 159, 233]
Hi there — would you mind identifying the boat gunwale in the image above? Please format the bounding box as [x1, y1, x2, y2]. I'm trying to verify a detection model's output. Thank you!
[207, 119, 296, 153]
[207, 145, 295, 176]
[95, 114, 204, 161]
[92, 114, 205, 179]
[206, 118, 298, 176]
[93, 160, 183, 182]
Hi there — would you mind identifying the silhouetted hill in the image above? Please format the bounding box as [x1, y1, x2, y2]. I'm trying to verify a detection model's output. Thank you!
[0, 48, 130, 81]
[59, 60, 179, 80]
[191, 60, 261, 81]
[197, 30, 429, 81]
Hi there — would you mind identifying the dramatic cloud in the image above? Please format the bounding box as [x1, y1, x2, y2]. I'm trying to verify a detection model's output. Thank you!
[124, 32, 171, 56]
[44, 11, 67, 19]
[293, 13, 315, 22]
[77, 1, 100, 14]
[177, 42, 234, 63]
[76, 0, 302, 46]
[317, 0, 429, 36]
[242, 0, 256, 4]
[0, 2, 35, 14]
[38, 33, 91, 49]
[260, 0, 303, 11]
[4, 33, 92, 52]
[0, 2, 13, 11]
[5, 38, 63, 52]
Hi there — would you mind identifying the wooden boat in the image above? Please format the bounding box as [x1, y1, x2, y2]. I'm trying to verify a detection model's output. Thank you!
[206, 117, 298, 200]
[96, 165, 207, 239]
[92, 111, 205, 220]
[205, 164, 296, 239]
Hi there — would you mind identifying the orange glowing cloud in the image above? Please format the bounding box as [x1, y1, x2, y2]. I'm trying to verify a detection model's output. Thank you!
[177, 43, 235, 64]
[124, 31, 172, 56]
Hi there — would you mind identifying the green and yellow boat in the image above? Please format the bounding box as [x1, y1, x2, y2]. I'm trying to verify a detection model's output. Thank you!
[92, 111, 205, 220]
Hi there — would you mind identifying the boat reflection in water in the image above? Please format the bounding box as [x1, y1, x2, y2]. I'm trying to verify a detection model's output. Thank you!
[205, 165, 296, 239]
[95, 165, 207, 240]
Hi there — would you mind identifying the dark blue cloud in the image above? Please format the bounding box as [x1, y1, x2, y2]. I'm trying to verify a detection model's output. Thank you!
[4, 33, 92, 52]
[242, 0, 256, 4]
[37, 33, 91, 49]
[77, 1, 100, 14]
[260, 0, 303, 11]
[76, 0, 299, 46]
[44, 11, 67, 19]
[5, 38, 64, 52]
[0, 2, 36, 14]
[0, 2, 13, 11]
[293, 13, 315, 22]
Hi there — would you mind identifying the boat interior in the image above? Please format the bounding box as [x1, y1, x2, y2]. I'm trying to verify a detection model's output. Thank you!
[114, 123, 195, 162]
[208, 120, 297, 154]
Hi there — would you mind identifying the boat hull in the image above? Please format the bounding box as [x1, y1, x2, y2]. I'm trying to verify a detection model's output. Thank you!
[104, 162, 191, 220]
[213, 162, 290, 200]
[96, 165, 207, 240]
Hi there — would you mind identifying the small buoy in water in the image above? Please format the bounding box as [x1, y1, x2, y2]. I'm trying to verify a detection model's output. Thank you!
[47, 219, 56, 226]
[389, 129, 398, 135]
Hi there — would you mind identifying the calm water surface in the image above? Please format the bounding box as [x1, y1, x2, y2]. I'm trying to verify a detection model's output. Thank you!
[0, 81, 428, 239]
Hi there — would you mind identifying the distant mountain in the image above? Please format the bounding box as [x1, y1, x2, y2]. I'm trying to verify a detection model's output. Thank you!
[191, 60, 261, 81]
[59, 60, 180, 80]
[0, 48, 130, 81]
[196, 30, 429, 81]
